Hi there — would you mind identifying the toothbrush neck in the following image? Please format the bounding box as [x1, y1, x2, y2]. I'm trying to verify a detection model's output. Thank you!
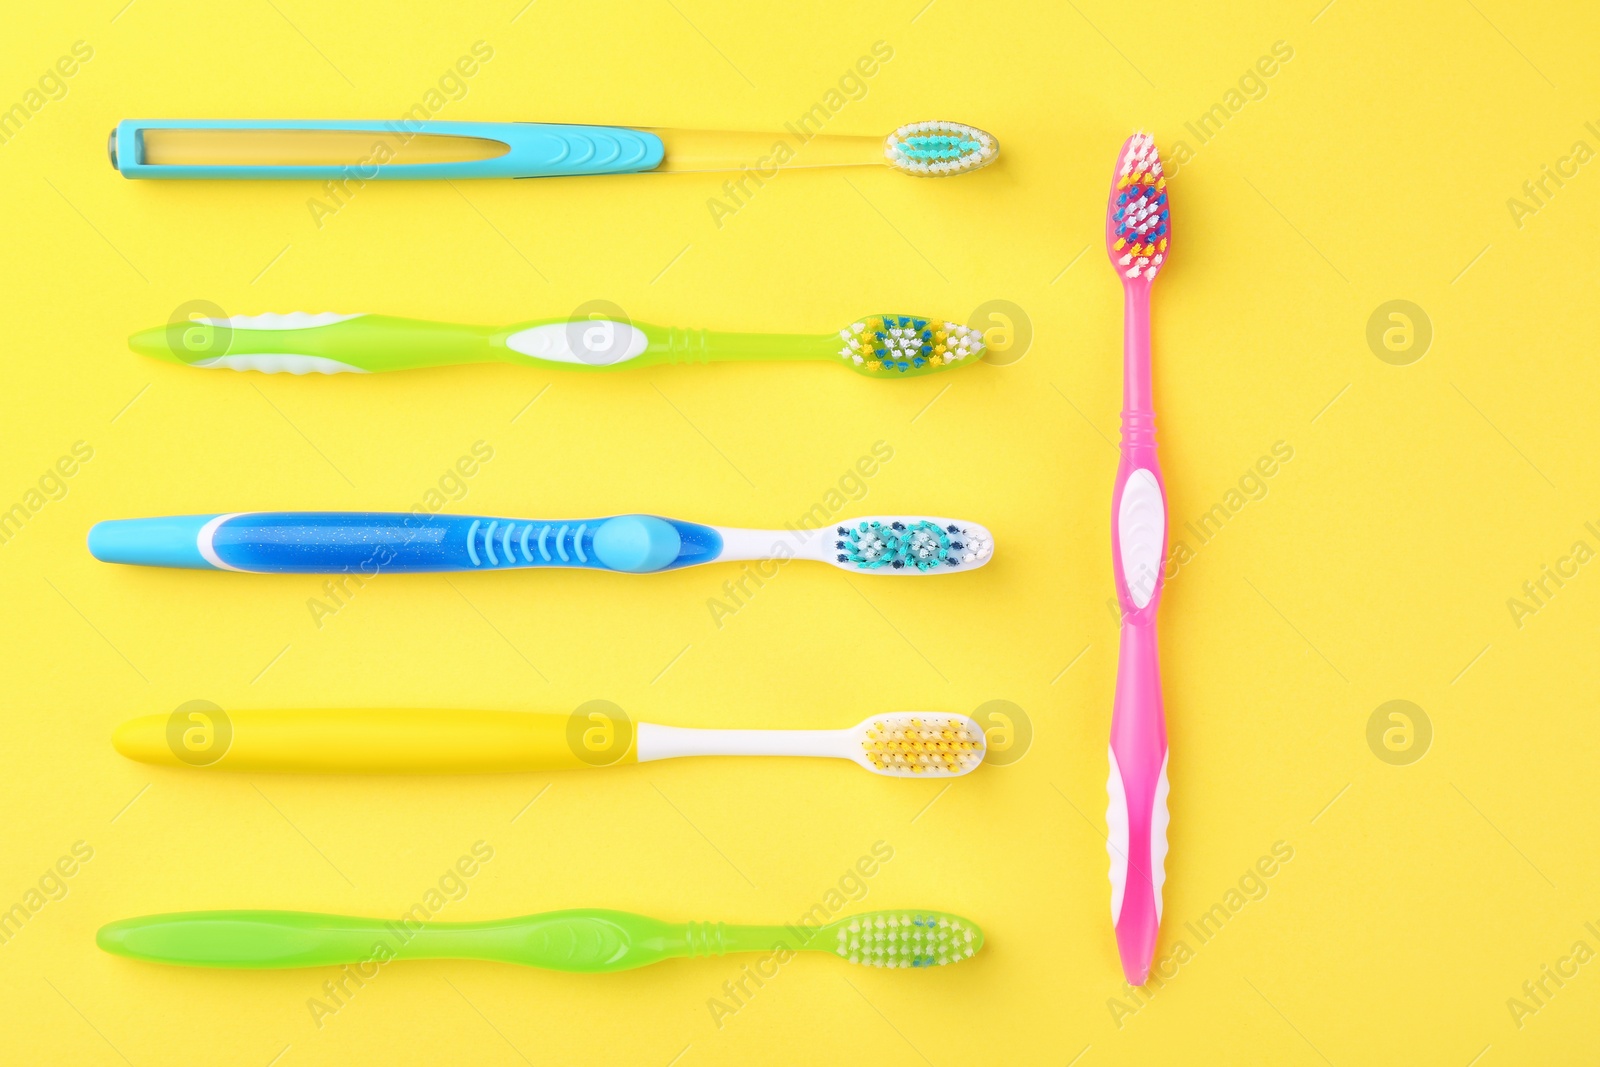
[653, 328, 831, 364]
[636, 723, 849, 761]
[1121, 284, 1156, 457]
[678, 921, 803, 957]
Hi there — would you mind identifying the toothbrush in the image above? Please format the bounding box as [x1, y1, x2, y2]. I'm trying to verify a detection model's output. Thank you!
[1103, 132, 1172, 987]
[109, 119, 998, 180]
[112, 708, 985, 776]
[87, 512, 994, 575]
[98, 907, 984, 972]
[128, 311, 988, 378]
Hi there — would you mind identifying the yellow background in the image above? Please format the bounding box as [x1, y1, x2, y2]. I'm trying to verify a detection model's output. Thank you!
[2, 0, 1597, 1063]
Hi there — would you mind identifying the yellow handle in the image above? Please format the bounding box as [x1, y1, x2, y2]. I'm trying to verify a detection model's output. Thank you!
[112, 708, 637, 773]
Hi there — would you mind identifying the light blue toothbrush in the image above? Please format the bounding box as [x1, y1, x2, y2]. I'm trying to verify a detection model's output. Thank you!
[108, 119, 998, 180]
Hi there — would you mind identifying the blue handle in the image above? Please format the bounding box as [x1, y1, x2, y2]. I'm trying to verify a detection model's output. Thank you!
[88, 513, 723, 574]
[110, 120, 664, 180]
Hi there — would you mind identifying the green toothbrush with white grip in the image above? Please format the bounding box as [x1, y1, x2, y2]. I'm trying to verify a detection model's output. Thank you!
[129, 311, 987, 378]
[99, 907, 983, 972]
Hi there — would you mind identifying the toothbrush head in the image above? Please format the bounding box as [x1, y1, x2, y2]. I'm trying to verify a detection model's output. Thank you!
[828, 516, 994, 573]
[849, 713, 986, 778]
[823, 910, 984, 968]
[838, 314, 986, 378]
[884, 122, 998, 176]
[1106, 131, 1170, 282]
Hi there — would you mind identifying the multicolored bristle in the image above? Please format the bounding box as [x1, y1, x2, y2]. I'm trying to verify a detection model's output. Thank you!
[884, 122, 998, 176]
[833, 519, 993, 572]
[838, 314, 984, 378]
[855, 713, 985, 777]
[827, 910, 983, 968]
[1107, 132, 1169, 280]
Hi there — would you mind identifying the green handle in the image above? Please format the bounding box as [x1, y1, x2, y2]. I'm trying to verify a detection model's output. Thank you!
[97, 910, 794, 972]
[127, 313, 836, 374]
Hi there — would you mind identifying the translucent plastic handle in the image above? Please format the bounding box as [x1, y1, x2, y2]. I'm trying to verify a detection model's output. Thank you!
[97, 910, 779, 972]
[110, 119, 664, 179]
[87, 513, 725, 574]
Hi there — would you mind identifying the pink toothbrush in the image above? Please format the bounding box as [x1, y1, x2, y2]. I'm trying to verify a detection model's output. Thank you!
[1103, 131, 1171, 986]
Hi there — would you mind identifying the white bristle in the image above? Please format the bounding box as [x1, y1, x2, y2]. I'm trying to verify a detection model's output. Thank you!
[884, 121, 999, 177]
[1108, 131, 1169, 281]
[825, 515, 993, 573]
[828, 911, 984, 968]
[834, 317, 987, 375]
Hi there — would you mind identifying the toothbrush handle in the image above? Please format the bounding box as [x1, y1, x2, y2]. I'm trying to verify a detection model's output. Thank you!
[97, 910, 789, 972]
[1107, 614, 1168, 986]
[87, 512, 724, 574]
[111, 119, 664, 179]
[1108, 284, 1169, 986]
[112, 709, 612, 773]
[132, 314, 835, 374]
[140, 314, 505, 373]
[100, 912, 455, 968]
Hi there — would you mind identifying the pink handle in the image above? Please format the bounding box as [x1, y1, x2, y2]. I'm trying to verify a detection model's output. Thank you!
[1106, 283, 1170, 987]
[1107, 618, 1168, 985]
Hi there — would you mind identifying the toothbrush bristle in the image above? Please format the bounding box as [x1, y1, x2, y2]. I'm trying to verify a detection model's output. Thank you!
[1106, 132, 1169, 280]
[839, 314, 984, 377]
[884, 122, 998, 176]
[833, 518, 993, 572]
[831, 910, 983, 968]
[857, 714, 985, 777]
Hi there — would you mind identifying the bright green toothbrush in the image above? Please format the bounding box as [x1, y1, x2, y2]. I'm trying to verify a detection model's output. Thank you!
[98, 908, 983, 972]
[128, 311, 987, 379]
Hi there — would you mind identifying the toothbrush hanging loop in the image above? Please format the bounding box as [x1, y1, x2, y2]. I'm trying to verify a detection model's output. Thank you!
[108, 119, 665, 180]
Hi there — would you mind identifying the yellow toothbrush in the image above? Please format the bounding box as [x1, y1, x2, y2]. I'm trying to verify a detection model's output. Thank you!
[117, 708, 986, 777]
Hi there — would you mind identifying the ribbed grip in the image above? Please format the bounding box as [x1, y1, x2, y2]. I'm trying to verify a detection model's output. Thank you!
[683, 921, 731, 957]
[660, 328, 715, 364]
[1120, 409, 1159, 450]
[197, 513, 723, 574]
[207, 513, 608, 573]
